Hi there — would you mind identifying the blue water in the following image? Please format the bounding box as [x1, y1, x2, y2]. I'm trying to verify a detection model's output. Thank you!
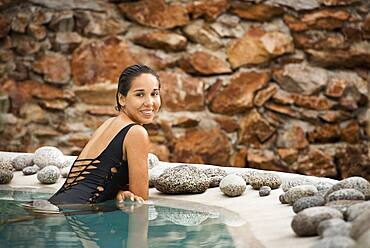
[0, 190, 235, 247]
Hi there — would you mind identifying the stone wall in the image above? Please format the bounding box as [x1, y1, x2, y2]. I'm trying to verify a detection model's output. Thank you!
[0, 0, 369, 180]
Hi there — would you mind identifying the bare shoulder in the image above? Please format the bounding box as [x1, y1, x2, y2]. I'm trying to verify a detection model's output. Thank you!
[125, 125, 149, 143]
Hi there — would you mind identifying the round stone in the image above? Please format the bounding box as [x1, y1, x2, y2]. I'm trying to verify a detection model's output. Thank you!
[315, 180, 335, 192]
[345, 201, 370, 221]
[321, 222, 351, 238]
[61, 156, 75, 168]
[148, 153, 160, 169]
[293, 195, 325, 213]
[60, 166, 71, 178]
[249, 173, 282, 190]
[33, 146, 65, 169]
[259, 186, 271, 197]
[291, 206, 343, 237]
[309, 236, 355, 248]
[281, 177, 315, 192]
[37, 166, 60, 184]
[233, 171, 258, 185]
[350, 208, 370, 240]
[203, 167, 227, 187]
[22, 165, 40, 175]
[279, 193, 288, 204]
[356, 229, 370, 248]
[284, 185, 318, 205]
[317, 218, 346, 237]
[324, 176, 370, 201]
[11, 154, 34, 171]
[327, 188, 365, 202]
[219, 174, 246, 197]
[325, 200, 364, 215]
[0, 156, 13, 171]
[0, 169, 13, 184]
[154, 165, 210, 194]
[149, 165, 169, 188]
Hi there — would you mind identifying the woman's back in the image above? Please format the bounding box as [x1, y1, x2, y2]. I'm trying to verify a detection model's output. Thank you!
[49, 121, 137, 205]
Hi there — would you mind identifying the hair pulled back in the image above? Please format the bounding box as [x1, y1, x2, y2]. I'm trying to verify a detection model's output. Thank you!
[115, 64, 160, 112]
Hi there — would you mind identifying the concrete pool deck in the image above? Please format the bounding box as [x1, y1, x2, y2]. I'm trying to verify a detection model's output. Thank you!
[0, 151, 338, 248]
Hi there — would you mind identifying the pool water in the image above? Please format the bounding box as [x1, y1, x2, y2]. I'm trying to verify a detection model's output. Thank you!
[0, 189, 236, 248]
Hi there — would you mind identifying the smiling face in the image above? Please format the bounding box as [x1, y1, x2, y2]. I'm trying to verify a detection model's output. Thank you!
[119, 73, 161, 125]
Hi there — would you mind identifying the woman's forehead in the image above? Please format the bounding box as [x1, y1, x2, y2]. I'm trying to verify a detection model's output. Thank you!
[130, 73, 159, 89]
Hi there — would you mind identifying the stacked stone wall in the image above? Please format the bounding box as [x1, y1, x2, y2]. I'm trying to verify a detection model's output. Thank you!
[0, 0, 369, 179]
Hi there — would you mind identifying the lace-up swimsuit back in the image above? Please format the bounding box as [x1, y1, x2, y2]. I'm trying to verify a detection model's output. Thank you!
[49, 123, 137, 205]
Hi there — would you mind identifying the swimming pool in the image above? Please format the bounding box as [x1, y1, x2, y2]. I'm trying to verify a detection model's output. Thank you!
[0, 189, 239, 247]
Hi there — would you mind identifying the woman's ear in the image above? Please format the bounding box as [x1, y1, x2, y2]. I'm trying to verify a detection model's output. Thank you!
[118, 93, 126, 108]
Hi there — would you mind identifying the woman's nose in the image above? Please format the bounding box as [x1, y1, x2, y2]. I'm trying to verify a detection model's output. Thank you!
[144, 96, 154, 106]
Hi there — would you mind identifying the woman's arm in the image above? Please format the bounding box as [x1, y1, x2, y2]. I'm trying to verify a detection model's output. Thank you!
[123, 125, 150, 200]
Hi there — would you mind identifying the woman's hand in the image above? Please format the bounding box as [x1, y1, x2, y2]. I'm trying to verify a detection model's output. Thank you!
[116, 190, 145, 203]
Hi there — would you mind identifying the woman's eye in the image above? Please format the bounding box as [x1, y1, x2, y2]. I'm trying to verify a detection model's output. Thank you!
[153, 91, 160, 96]
[136, 93, 144, 97]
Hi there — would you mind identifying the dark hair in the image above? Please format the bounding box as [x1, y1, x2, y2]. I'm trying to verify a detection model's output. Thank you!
[115, 64, 160, 112]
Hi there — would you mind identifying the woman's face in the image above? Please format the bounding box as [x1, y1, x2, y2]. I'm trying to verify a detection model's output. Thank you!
[121, 73, 161, 125]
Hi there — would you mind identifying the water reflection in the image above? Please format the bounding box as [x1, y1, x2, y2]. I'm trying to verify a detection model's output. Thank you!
[0, 191, 237, 248]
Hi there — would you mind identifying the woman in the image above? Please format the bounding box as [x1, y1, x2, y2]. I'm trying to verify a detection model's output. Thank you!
[49, 64, 161, 206]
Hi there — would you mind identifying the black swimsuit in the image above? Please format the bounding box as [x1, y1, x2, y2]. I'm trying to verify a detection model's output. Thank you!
[49, 123, 137, 205]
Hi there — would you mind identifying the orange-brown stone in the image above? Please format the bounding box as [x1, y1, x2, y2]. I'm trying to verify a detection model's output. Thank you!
[254, 84, 278, 107]
[183, 20, 222, 50]
[264, 102, 300, 118]
[292, 94, 333, 110]
[340, 121, 360, 144]
[85, 106, 117, 116]
[306, 45, 370, 68]
[187, 0, 229, 21]
[158, 71, 204, 112]
[2, 79, 75, 104]
[149, 143, 169, 162]
[172, 128, 231, 166]
[292, 31, 347, 50]
[227, 27, 269, 68]
[307, 124, 341, 143]
[210, 71, 270, 114]
[178, 51, 231, 75]
[230, 2, 284, 21]
[118, 0, 189, 29]
[284, 9, 350, 32]
[238, 109, 276, 146]
[227, 27, 293, 68]
[318, 111, 351, 123]
[0, 14, 10, 38]
[292, 148, 337, 177]
[229, 146, 248, 167]
[170, 116, 200, 128]
[28, 23, 46, 40]
[325, 79, 347, 98]
[272, 89, 294, 105]
[260, 31, 294, 57]
[277, 126, 309, 149]
[247, 148, 286, 172]
[66, 132, 90, 148]
[72, 36, 136, 86]
[74, 83, 117, 105]
[214, 115, 239, 133]
[277, 148, 299, 165]
[132, 31, 187, 52]
[38, 99, 69, 111]
[336, 144, 370, 181]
